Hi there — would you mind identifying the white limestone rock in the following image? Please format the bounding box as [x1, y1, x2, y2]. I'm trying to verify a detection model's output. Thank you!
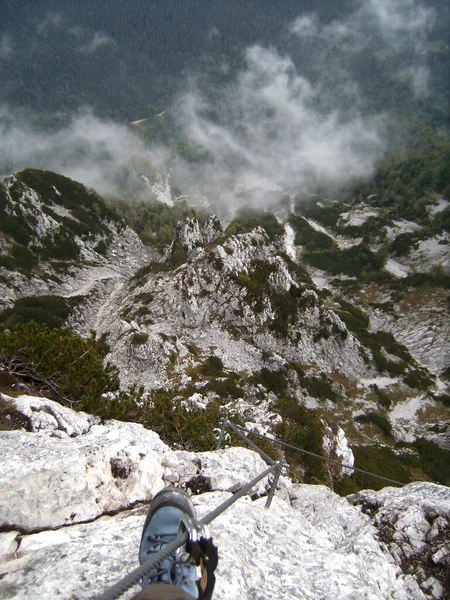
[0, 490, 425, 600]
[0, 396, 169, 531]
[163, 447, 271, 495]
[6, 394, 100, 436]
[350, 482, 450, 599]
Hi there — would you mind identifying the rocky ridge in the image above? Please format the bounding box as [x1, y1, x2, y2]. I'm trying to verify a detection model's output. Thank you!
[0, 170, 449, 496]
[0, 394, 449, 600]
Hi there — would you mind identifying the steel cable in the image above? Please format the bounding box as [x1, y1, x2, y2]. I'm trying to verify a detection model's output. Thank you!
[92, 462, 279, 600]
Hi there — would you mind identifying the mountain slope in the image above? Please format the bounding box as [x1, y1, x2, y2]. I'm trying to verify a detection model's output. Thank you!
[0, 169, 449, 492]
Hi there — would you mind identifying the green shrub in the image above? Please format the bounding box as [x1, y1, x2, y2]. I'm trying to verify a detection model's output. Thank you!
[393, 272, 450, 290]
[269, 287, 300, 337]
[301, 374, 338, 402]
[350, 445, 411, 491]
[200, 355, 224, 376]
[142, 391, 224, 451]
[186, 343, 202, 356]
[372, 384, 391, 408]
[412, 439, 450, 486]
[0, 244, 39, 275]
[337, 300, 413, 376]
[254, 368, 288, 394]
[389, 232, 421, 257]
[274, 396, 325, 483]
[38, 227, 80, 261]
[0, 295, 81, 330]
[355, 412, 392, 436]
[0, 198, 33, 246]
[403, 368, 434, 391]
[134, 292, 154, 303]
[206, 375, 244, 399]
[0, 321, 130, 417]
[225, 209, 284, 241]
[237, 259, 276, 313]
[435, 394, 450, 407]
[110, 197, 207, 249]
[131, 332, 149, 345]
[17, 169, 120, 227]
[94, 239, 108, 255]
[304, 243, 384, 278]
[289, 215, 335, 250]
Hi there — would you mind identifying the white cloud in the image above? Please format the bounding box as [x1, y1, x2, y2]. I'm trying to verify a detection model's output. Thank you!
[77, 32, 115, 54]
[169, 45, 386, 211]
[0, 0, 437, 214]
[37, 12, 64, 35]
[0, 106, 166, 199]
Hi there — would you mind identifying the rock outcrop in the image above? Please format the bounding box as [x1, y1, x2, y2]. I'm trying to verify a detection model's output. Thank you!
[0, 395, 449, 600]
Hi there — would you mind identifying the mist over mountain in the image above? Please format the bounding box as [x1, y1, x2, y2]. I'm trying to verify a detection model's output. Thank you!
[0, 0, 448, 209]
[1, 4, 450, 598]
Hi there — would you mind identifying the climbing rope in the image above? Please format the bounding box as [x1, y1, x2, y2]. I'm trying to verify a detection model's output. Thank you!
[218, 420, 406, 487]
[93, 462, 280, 600]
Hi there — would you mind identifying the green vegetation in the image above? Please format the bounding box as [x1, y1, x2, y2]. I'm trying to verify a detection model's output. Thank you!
[340, 446, 411, 492]
[412, 438, 450, 486]
[274, 396, 325, 483]
[0, 321, 134, 418]
[200, 355, 224, 376]
[392, 271, 450, 291]
[0, 295, 82, 331]
[0, 244, 39, 275]
[0, 169, 123, 278]
[237, 260, 276, 313]
[112, 199, 207, 248]
[304, 242, 389, 279]
[253, 368, 288, 395]
[186, 343, 202, 356]
[351, 137, 450, 218]
[0, 183, 34, 246]
[355, 412, 392, 436]
[372, 384, 391, 409]
[142, 390, 244, 451]
[17, 169, 120, 228]
[38, 227, 80, 261]
[225, 209, 284, 241]
[131, 332, 149, 345]
[336, 299, 418, 379]
[289, 215, 335, 250]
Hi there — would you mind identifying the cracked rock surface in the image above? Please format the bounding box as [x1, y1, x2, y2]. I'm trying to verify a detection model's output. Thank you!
[1, 395, 449, 599]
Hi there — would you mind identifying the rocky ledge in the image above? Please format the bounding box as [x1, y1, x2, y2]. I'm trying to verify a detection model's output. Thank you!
[0, 394, 449, 599]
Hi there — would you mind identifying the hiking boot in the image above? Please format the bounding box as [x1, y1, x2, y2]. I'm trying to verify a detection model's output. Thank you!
[139, 488, 199, 599]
